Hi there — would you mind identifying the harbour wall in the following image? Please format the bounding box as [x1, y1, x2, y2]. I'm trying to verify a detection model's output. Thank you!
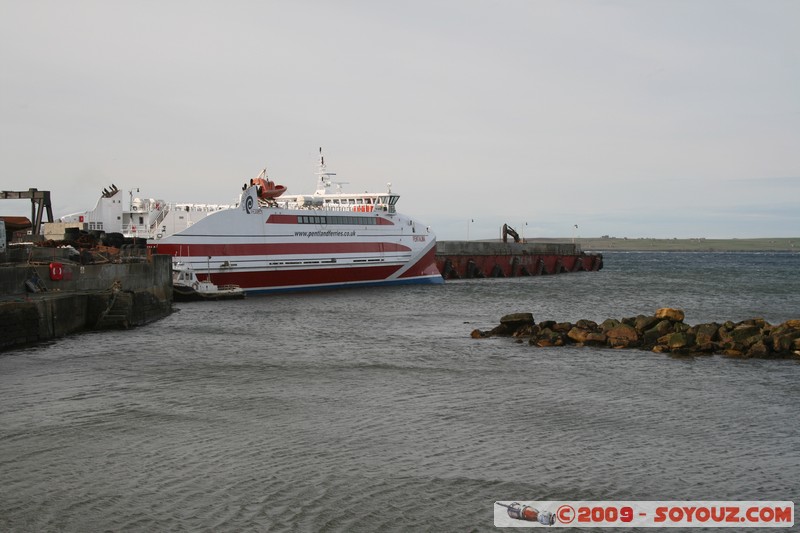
[436, 241, 603, 279]
[0, 253, 172, 351]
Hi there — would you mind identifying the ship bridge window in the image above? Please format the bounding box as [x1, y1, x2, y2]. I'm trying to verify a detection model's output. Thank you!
[388, 195, 399, 205]
[299, 215, 376, 226]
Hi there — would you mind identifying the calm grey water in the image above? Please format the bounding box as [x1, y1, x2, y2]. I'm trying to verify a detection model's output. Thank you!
[1, 252, 799, 532]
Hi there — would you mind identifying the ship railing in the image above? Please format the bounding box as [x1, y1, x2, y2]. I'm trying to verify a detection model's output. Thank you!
[170, 203, 234, 212]
[276, 201, 382, 213]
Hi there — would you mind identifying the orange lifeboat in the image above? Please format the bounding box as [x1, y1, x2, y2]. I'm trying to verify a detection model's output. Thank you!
[251, 177, 287, 199]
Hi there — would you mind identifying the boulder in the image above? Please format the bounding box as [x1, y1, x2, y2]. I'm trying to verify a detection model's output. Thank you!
[673, 322, 691, 333]
[500, 312, 535, 329]
[721, 348, 745, 357]
[695, 323, 720, 345]
[655, 308, 685, 322]
[721, 325, 763, 348]
[606, 324, 640, 348]
[489, 323, 514, 336]
[668, 331, 696, 350]
[513, 324, 536, 337]
[601, 318, 621, 332]
[650, 319, 674, 336]
[567, 327, 591, 344]
[746, 341, 770, 358]
[584, 332, 608, 345]
[634, 315, 660, 332]
[765, 322, 800, 354]
[532, 327, 563, 347]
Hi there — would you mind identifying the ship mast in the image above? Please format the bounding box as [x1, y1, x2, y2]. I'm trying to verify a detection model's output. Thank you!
[314, 147, 347, 195]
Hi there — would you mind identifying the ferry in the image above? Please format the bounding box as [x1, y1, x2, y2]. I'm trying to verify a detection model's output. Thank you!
[61, 150, 442, 294]
[60, 186, 234, 241]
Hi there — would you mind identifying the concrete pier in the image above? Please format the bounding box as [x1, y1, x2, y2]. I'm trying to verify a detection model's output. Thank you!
[436, 241, 603, 279]
[0, 253, 173, 351]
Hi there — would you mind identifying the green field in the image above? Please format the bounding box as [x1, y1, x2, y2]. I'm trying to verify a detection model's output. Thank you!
[530, 237, 799, 252]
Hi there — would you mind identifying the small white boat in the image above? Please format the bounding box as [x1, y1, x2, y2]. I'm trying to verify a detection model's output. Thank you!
[172, 262, 245, 301]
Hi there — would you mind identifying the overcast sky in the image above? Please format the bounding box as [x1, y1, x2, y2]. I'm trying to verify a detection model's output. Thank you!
[1, 0, 798, 239]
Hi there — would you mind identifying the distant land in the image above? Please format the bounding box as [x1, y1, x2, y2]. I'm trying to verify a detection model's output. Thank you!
[529, 237, 799, 253]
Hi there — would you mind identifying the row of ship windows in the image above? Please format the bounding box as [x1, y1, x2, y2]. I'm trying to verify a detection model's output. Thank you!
[297, 215, 377, 225]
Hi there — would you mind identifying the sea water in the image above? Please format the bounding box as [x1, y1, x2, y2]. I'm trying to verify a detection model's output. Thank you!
[1, 252, 799, 531]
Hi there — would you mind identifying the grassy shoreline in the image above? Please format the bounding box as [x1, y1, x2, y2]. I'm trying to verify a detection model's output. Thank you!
[530, 237, 799, 252]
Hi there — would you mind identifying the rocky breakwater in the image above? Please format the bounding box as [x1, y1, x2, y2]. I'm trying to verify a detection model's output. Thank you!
[471, 308, 800, 359]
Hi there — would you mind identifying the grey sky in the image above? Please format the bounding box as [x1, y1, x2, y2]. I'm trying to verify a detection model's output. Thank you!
[1, 0, 798, 239]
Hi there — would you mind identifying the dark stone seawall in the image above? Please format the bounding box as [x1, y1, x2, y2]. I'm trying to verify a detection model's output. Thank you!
[0, 254, 172, 351]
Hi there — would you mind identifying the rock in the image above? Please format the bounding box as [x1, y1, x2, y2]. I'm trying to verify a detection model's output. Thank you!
[784, 319, 800, 329]
[576, 319, 598, 330]
[695, 323, 720, 345]
[606, 324, 640, 348]
[650, 319, 674, 335]
[746, 341, 770, 358]
[513, 324, 535, 337]
[567, 327, 591, 343]
[721, 349, 745, 357]
[489, 323, 514, 336]
[719, 341, 745, 353]
[470, 329, 485, 338]
[695, 343, 716, 354]
[764, 322, 800, 355]
[673, 322, 690, 333]
[668, 331, 696, 350]
[721, 325, 763, 348]
[601, 318, 620, 332]
[652, 345, 669, 353]
[552, 322, 574, 333]
[740, 318, 768, 329]
[500, 312, 535, 328]
[584, 332, 607, 345]
[634, 315, 660, 332]
[532, 327, 563, 347]
[642, 327, 664, 347]
[655, 308, 685, 322]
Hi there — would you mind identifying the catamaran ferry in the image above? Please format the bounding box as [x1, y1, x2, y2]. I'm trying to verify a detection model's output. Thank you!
[62, 150, 442, 293]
